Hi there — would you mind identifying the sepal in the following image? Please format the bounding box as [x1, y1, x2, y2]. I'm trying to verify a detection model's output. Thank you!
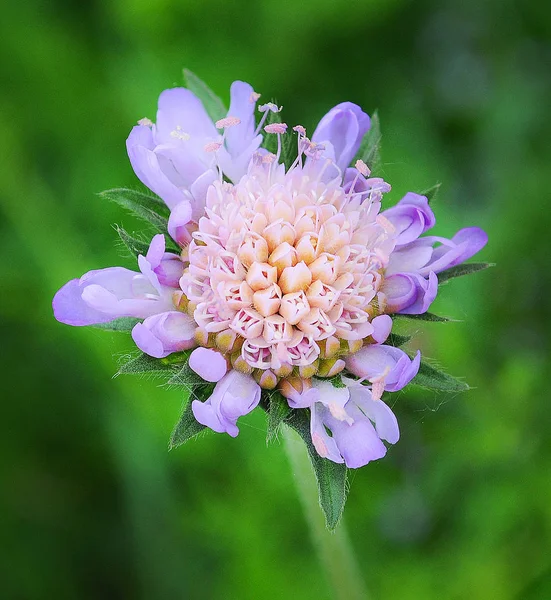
[438, 262, 494, 284]
[183, 69, 227, 123]
[352, 110, 381, 173]
[410, 357, 470, 392]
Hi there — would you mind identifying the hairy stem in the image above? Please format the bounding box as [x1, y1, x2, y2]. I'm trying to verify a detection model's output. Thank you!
[283, 427, 369, 600]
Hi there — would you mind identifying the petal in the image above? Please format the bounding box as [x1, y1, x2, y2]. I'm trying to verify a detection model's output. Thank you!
[331, 417, 387, 469]
[386, 242, 434, 275]
[53, 278, 116, 326]
[348, 384, 400, 444]
[371, 314, 393, 344]
[312, 102, 370, 172]
[168, 200, 193, 245]
[155, 87, 217, 141]
[126, 126, 187, 209]
[224, 81, 258, 157]
[132, 311, 196, 358]
[189, 347, 228, 382]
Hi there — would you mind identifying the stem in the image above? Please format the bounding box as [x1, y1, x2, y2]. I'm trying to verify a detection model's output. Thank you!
[283, 427, 369, 600]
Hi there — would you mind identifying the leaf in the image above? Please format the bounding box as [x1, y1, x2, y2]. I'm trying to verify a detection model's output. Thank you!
[411, 358, 469, 392]
[419, 183, 441, 203]
[438, 262, 494, 284]
[393, 312, 451, 323]
[166, 360, 204, 388]
[169, 397, 207, 449]
[117, 352, 181, 376]
[183, 69, 227, 123]
[115, 225, 152, 258]
[353, 110, 381, 173]
[265, 390, 291, 444]
[100, 188, 170, 232]
[386, 333, 412, 347]
[286, 409, 348, 530]
[92, 317, 140, 332]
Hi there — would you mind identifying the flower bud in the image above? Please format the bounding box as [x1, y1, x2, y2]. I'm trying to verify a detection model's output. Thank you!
[319, 335, 341, 358]
[215, 329, 243, 354]
[317, 357, 346, 377]
[253, 283, 282, 317]
[268, 242, 297, 276]
[273, 363, 293, 378]
[299, 360, 319, 379]
[231, 352, 253, 374]
[246, 262, 278, 291]
[295, 234, 318, 264]
[279, 376, 312, 399]
[238, 234, 269, 267]
[254, 369, 278, 389]
[279, 291, 310, 325]
[279, 261, 312, 294]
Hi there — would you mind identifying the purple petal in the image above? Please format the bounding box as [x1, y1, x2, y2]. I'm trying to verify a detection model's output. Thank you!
[312, 102, 370, 172]
[131, 311, 196, 358]
[371, 314, 393, 344]
[224, 81, 259, 157]
[382, 272, 438, 314]
[168, 200, 193, 245]
[424, 227, 488, 274]
[386, 242, 434, 275]
[330, 418, 387, 469]
[53, 278, 116, 326]
[126, 126, 187, 209]
[383, 192, 436, 246]
[192, 371, 261, 437]
[189, 347, 228, 382]
[155, 87, 217, 141]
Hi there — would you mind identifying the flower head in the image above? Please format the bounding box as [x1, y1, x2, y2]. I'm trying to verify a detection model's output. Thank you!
[53, 74, 488, 480]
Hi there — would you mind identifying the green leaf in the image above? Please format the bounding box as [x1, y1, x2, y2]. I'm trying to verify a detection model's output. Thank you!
[353, 110, 381, 173]
[411, 358, 469, 392]
[286, 409, 348, 530]
[183, 69, 227, 123]
[92, 317, 140, 332]
[393, 312, 451, 323]
[100, 188, 170, 232]
[169, 397, 208, 449]
[117, 352, 181, 376]
[419, 183, 441, 203]
[265, 390, 291, 444]
[166, 360, 205, 388]
[438, 262, 494, 284]
[115, 225, 151, 258]
[386, 333, 412, 347]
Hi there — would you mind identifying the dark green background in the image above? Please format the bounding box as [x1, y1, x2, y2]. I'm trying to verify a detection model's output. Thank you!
[2, 0, 550, 598]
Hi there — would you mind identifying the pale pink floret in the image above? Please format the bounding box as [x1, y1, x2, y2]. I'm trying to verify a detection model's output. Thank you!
[179, 155, 398, 372]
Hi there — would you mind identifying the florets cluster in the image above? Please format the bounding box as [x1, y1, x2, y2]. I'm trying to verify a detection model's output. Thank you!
[180, 154, 394, 387]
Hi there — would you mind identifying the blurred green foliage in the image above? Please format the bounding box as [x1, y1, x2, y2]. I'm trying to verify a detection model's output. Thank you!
[1, 0, 551, 598]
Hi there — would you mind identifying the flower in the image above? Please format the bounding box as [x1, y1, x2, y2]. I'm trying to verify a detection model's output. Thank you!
[53, 76, 488, 470]
[191, 370, 261, 437]
[127, 81, 262, 222]
[307, 378, 400, 469]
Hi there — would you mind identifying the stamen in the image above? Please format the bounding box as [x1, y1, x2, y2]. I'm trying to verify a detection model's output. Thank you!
[264, 123, 288, 135]
[215, 116, 241, 129]
[355, 159, 371, 177]
[250, 91, 261, 103]
[137, 118, 153, 127]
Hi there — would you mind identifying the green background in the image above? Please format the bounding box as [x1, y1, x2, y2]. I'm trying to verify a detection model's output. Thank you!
[2, 0, 550, 598]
